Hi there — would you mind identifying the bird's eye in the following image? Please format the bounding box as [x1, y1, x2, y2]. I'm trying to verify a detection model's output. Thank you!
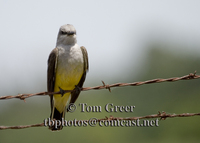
[61, 31, 67, 35]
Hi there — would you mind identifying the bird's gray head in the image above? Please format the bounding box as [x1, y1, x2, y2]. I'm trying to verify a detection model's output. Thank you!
[56, 24, 77, 46]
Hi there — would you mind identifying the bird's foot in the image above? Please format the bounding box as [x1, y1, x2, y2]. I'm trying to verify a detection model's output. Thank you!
[59, 87, 65, 97]
[74, 85, 82, 94]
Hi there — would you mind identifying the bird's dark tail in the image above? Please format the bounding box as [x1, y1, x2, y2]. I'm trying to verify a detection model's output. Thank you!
[49, 107, 65, 131]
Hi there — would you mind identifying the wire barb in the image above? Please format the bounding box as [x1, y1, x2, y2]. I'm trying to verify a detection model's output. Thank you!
[102, 81, 111, 92]
[0, 71, 199, 100]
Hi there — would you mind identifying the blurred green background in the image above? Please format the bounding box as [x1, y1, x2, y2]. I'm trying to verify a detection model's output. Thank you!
[0, 0, 200, 143]
[1, 45, 200, 143]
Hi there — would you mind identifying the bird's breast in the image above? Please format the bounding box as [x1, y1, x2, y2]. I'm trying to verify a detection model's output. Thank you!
[55, 45, 84, 90]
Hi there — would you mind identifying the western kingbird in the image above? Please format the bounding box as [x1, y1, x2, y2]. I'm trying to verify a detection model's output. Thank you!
[47, 24, 88, 130]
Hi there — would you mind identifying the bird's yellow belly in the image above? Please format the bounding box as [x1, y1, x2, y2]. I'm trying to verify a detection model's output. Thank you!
[53, 59, 83, 113]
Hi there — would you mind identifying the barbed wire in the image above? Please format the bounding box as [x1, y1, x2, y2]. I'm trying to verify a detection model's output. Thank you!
[0, 123, 44, 130]
[0, 71, 199, 101]
[0, 71, 199, 130]
[0, 111, 199, 130]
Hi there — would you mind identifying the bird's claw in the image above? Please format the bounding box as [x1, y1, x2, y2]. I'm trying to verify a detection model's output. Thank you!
[59, 87, 65, 97]
[74, 85, 82, 94]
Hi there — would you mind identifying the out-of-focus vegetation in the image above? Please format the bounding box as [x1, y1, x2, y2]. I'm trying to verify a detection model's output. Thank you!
[0, 44, 200, 143]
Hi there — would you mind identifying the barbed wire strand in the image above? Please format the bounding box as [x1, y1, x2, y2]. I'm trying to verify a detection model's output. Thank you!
[0, 112, 199, 130]
[0, 71, 199, 101]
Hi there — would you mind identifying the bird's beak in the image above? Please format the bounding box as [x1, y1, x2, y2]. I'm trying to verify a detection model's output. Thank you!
[67, 31, 75, 35]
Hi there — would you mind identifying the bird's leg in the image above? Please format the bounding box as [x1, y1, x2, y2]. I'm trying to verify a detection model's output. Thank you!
[74, 85, 82, 94]
[59, 87, 65, 97]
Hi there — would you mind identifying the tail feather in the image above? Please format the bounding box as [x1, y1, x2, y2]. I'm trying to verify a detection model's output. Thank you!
[49, 107, 65, 131]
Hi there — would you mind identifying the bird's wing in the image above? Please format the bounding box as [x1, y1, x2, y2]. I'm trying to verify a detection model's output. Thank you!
[69, 46, 89, 104]
[47, 47, 58, 112]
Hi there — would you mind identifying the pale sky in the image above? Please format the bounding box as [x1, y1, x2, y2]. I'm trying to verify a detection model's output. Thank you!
[0, 0, 200, 98]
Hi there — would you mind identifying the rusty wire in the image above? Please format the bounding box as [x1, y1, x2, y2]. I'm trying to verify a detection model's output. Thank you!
[0, 71, 199, 101]
[0, 71, 199, 130]
[0, 112, 199, 130]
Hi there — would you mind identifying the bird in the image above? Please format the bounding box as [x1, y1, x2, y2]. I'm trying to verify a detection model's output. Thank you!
[47, 24, 88, 130]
